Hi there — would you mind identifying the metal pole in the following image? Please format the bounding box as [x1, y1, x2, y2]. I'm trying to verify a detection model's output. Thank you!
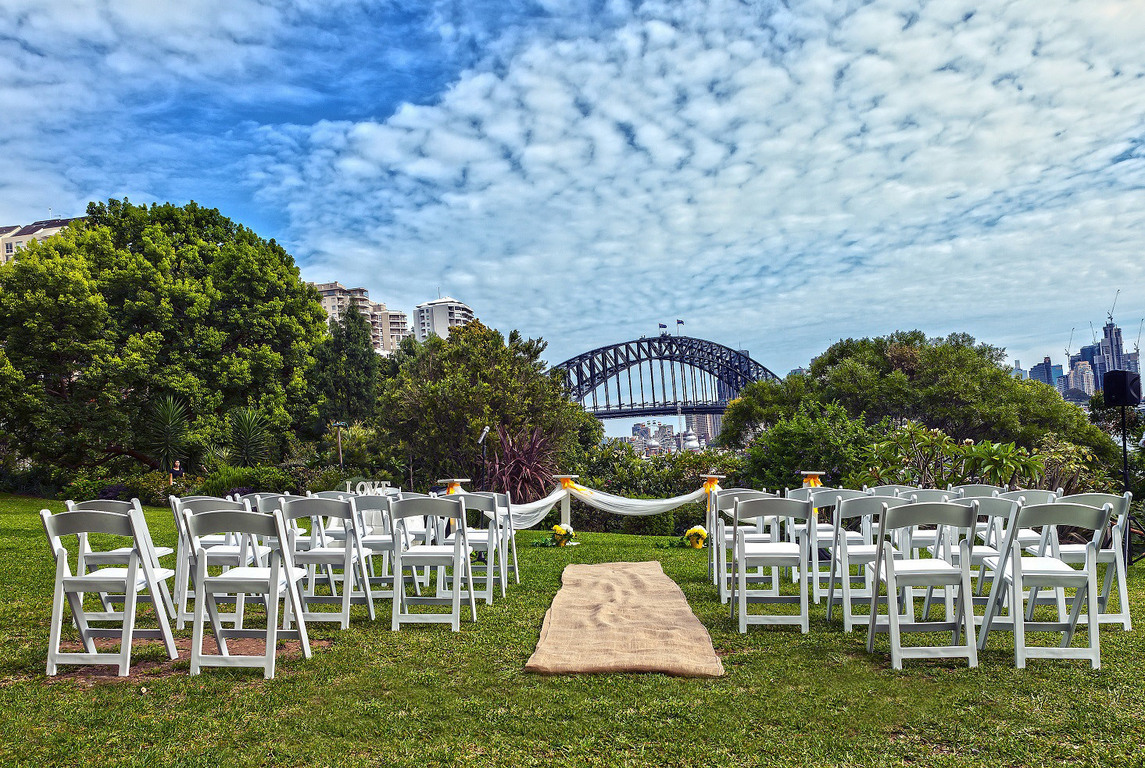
[337, 424, 343, 468]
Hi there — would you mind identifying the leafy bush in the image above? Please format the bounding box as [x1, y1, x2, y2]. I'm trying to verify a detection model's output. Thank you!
[196, 465, 292, 498]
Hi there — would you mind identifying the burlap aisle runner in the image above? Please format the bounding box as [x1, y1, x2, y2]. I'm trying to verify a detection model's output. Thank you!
[525, 561, 724, 677]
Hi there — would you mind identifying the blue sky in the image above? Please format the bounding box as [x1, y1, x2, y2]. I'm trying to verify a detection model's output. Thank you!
[3, 0, 1145, 381]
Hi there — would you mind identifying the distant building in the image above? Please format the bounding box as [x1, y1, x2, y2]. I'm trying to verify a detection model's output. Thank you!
[414, 297, 475, 341]
[1029, 356, 1055, 386]
[631, 423, 652, 440]
[1067, 360, 1096, 396]
[686, 413, 721, 444]
[1, 217, 84, 264]
[310, 281, 410, 355]
[1011, 360, 1027, 380]
[787, 366, 809, 377]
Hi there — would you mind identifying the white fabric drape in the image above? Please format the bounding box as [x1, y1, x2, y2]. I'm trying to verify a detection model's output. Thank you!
[567, 485, 707, 516]
[508, 487, 568, 529]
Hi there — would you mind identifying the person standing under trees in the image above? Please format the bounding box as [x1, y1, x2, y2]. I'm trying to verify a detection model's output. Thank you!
[169, 460, 184, 486]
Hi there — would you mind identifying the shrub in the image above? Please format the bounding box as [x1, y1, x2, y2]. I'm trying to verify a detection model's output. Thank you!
[196, 465, 292, 498]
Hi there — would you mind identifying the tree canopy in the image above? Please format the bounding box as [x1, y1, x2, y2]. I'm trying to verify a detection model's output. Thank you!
[720, 331, 1116, 463]
[377, 322, 601, 491]
[0, 199, 327, 472]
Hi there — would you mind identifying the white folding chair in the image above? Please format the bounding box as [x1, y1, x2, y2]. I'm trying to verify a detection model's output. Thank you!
[826, 495, 910, 631]
[448, 493, 505, 604]
[482, 491, 520, 586]
[799, 488, 870, 603]
[185, 508, 310, 679]
[994, 489, 1060, 554]
[389, 496, 477, 631]
[42, 507, 178, 676]
[712, 488, 775, 603]
[1052, 492, 1133, 630]
[978, 502, 1111, 668]
[65, 498, 176, 619]
[171, 496, 268, 629]
[866, 501, 978, 669]
[279, 497, 376, 628]
[730, 496, 813, 633]
[899, 489, 958, 559]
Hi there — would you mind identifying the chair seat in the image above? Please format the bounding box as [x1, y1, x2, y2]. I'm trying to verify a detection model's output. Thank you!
[835, 544, 898, 562]
[742, 541, 801, 560]
[64, 566, 175, 590]
[400, 544, 471, 564]
[205, 565, 306, 589]
[880, 559, 960, 582]
[295, 546, 358, 564]
[1053, 544, 1117, 563]
[983, 555, 1083, 580]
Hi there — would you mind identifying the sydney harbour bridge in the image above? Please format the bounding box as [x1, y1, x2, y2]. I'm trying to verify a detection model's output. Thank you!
[552, 335, 779, 419]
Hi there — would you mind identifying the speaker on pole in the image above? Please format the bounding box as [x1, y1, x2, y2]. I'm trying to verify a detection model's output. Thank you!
[1104, 370, 1142, 407]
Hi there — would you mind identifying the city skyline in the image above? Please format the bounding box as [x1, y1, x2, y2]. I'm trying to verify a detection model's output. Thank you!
[3, 1, 1145, 375]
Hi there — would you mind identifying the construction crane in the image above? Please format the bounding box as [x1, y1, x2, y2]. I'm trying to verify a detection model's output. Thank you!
[1108, 289, 1120, 324]
[1135, 319, 1143, 357]
[1064, 327, 1075, 364]
[1090, 321, 1099, 345]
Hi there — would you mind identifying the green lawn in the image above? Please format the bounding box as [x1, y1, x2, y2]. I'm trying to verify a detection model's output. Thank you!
[2, 493, 1143, 767]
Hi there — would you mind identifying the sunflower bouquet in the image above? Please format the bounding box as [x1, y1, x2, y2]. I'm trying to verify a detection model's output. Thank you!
[551, 523, 576, 547]
[684, 525, 708, 549]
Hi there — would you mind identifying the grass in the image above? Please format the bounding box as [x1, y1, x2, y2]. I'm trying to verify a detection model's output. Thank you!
[1, 492, 1143, 767]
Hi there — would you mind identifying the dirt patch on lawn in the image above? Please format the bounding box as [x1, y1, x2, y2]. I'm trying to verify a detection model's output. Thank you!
[42, 636, 332, 686]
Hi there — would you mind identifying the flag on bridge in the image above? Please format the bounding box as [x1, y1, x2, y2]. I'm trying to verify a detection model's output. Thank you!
[677, 319, 684, 326]
[658, 323, 667, 329]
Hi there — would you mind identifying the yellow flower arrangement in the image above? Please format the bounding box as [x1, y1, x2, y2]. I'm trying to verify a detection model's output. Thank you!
[551, 523, 576, 547]
[684, 525, 707, 549]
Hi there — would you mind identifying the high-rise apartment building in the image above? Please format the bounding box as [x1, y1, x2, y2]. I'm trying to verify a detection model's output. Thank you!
[1067, 360, 1096, 396]
[1, 217, 84, 264]
[310, 281, 410, 355]
[414, 297, 475, 341]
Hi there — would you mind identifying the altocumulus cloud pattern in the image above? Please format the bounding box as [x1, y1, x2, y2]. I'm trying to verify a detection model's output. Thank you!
[3, 0, 1144, 369]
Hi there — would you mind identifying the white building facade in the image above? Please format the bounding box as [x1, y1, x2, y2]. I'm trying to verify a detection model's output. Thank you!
[414, 297, 475, 341]
[310, 281, 411, 355]
[1, 217, 84, 264]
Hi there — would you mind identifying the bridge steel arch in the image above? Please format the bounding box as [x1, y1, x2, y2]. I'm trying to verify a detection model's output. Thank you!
[552, 335, 779, 419]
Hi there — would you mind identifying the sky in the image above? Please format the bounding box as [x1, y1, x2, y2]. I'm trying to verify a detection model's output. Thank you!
[3, 0, 1145, 386]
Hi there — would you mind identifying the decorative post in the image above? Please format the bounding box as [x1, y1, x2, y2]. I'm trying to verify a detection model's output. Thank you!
[553, 475, 579, 527]
[800, 470, 825, 488]
[437, 478, 470, 495]
[701, 474, 724, 579]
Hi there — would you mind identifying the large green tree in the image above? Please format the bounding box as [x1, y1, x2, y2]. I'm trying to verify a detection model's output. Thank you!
[0, 199, 328, 471]
[378, 321, 600, 491]
[312, 305, 379, 426]
[721, 331, 1116, 463]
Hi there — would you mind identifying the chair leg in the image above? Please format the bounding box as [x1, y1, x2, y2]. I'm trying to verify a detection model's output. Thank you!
[1013, 571, 1026, 669]
[886, 576, 902, 670]
[798, 558, 809, 634]
[737, 559, 748, 634]
[960, 565, 978, 667]
[265, 584, 279, 680]
[46, 564, 67, 676]
[1087, 561, 1101, 669]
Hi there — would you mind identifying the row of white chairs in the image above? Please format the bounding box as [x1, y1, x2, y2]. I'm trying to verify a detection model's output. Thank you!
[711, 484, 1132, 670]
[41, 487, 521, 679]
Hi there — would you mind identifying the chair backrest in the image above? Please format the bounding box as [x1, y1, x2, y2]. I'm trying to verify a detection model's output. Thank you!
[811, 488, 869, 509]
[1057, 492, 1131, 524]
[455, 492, 497, 513]
[901, 489, 957, 503]
[279, 496, 355, 523]
[786, 486, 835, 502]
[43, 508, 135, 547]
[865, 484, 918, 497]
[353, 493, 392, 529]
[881, 501, 977, 532]
[397, 491, 432, 499]
[1012, 502, 1111, 541]
[176, 497, 247, 515]
[996, 488, 1058, 505]
[950, 483, 1005, 498]
[713, 488, 773, 514]
[311, 490, 351, 500]
[390, 496, 465, 521]
[65, 499, 139, 515]
[185, 508, 283, 542]
[733, 496, 814, 524]
[836, 494, 911, 522]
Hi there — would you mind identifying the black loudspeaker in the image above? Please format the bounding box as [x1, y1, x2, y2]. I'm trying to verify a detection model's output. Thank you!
[1105, 370, 1142, 407]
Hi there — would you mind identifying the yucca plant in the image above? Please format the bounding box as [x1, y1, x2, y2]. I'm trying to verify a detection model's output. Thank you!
[229, 407, 271, 467]
[488, 426, 555, 503]
[143, 394, 189, 473]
